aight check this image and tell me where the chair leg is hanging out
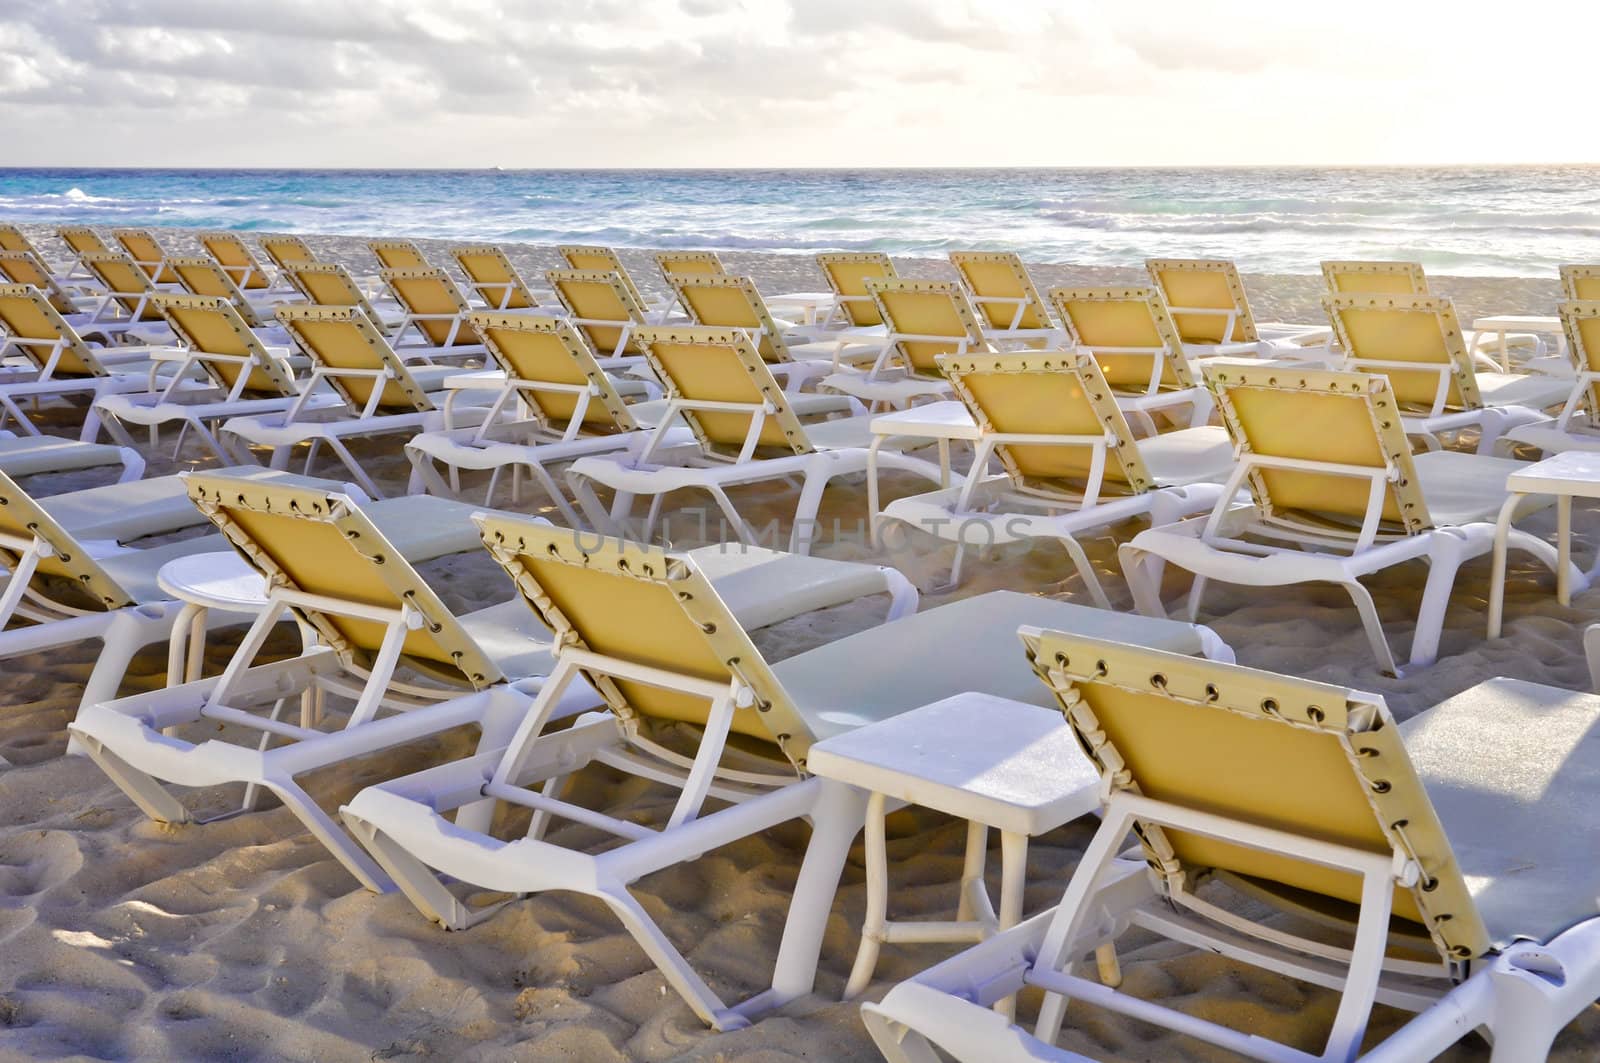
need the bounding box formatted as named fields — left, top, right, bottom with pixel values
left=1117, top=543, right=1170, bottom=618
left=1057, top=534, right=1112, bottom=610
left=599, top=883, right=749, bottom=1031
left=1343, top=579, right=1401, bottom=676
left=263, top=777, right=391, bottom=893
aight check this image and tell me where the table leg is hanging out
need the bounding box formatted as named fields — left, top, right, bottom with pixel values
left=937, top=439, right=952, bottom=488
left=844, top=790, right=889, bottom=999
left=1487, top=493, right=1523, bottom=639
left=184, top=605, right=207, bottom=682
left=866, top=435, right=884, bottom=548
left=1558, top=494, right=1573, bottom=606
left=994, top=830, right=1029, bottom=1020
left=165, top=603, right=198, bottom=691
left=956, top=820, right=993, bottom=925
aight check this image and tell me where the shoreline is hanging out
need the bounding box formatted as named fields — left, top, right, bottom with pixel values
left=15, top=223, right=1568, bottom=326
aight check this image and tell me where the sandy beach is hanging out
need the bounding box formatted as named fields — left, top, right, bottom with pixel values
left=1, top=226, right=1596, bottom=1061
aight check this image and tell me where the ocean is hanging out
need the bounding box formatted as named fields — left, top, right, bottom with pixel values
left=2, top=166, right=1597, bottom=278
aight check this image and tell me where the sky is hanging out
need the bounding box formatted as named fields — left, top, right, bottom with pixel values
left=3, top=0, right=1598, bottom=169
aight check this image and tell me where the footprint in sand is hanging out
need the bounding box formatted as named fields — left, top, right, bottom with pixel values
left=0, top=831, right=84, bottom=902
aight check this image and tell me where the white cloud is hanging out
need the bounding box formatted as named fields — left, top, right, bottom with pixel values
left=0, top=0, right=1595, bottom=166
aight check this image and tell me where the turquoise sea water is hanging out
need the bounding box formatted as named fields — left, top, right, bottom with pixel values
left=2, top=167, right=1597, bottom=277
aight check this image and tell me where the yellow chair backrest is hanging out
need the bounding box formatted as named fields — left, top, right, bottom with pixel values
left=558, top=245, right=651, bottom=311
left=670, top=274, right=792, bottom=363
left=111, top=228, right=177, bottom=284
left=283, top=263, right=383, bottom=325
left=0, top=466, right=133, bottom=610
left=1559, top=265, right=1600, bottom=302
left=468, top=312, right=637, bottom=434
left=866, top=278, right=987, bottom=376
left=0, top=225, right=35, bottom=255
left=80, top=251, right=165, bottom=322
left=168, top=256, right=266, bottom=327
left=259, top=235, right=319, bottom=271
left=0, top=284, right=107, bottom=378
left=198, top=232, right=272, bottom=290
left=941, top=350, right=1152, bottom=498
left=546, top=268, right=648, bottom=356
left=1204, top=363, right=1432, bottom=534
left=474, top=517, right=814, bottom=762
left=0, top=251, right=76, bottom=315
left=1025, top=628, right=1490, bottom=961
left=1324, top=292, right=1482, bottom=412
left=634, top=324, right=812, bottom=458
left=1049, top=286, right=1194, bottom=393
left=817, top=252, right=896, bottom=326
left=1321, top=260, right=1429, bottom=295
left=1145, top=258, right=1260, bottom=344
left=655, top=250, right=725, bottom=282
left=274, top=303, right=434, bottom=414
left=58, top=226, right=112, bottom=259
left=186, top=470, right=499, bottom=688
left=368, top=239, right=430, bottom=270
left=153, top=293, right=297, bottom=397
left=379, top=267, right=473, bottom=347
left=1559, top=300, right=1600, bottom=417
left=452, top=246, right=537, bottom=310
left=949, top=251, right=1052, bottom=331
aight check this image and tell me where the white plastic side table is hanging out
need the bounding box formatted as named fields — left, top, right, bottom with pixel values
left=156, top=551, right=271, bottom=685
left=866, top=400, right=981, bottom=544
left=1487, top=451, right=1600, bottom=638
left=805, top=691, right=1107, bottom=1017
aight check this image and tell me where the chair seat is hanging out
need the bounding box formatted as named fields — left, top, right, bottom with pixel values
left=94, top=535, right=231, bottom=603
left=0, top=434, right=129, bottom=477
left=1475, top=371, right=1571, bottom=411
left=39, top=476, right=209, bottom=542
left=1402, top=677, right=1600, bottom=949
left=1138, top=426, right=1235, bottom=485
left=682, top=544, right=895, bottom=630
left=772, top=590, right=1221, bottom=740
left=1414, top=451, right=1554, bottom=526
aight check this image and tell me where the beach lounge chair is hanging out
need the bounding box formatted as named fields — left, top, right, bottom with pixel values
left=567, top=324, right=945, bottom=551
left=1048, top=286, right=1214, bottom=430
left=820, top=279, right=991, bottom=408
left=452, top=245, right=541, bottom=311
left=880, top=351, right=1233, bottom=601
left=949, top=251, right=1061, bottom=346
left=1321, top=259, right=1429, bottom=294
left=1326, top=292, right=1568, bottom=453
left=71, top=470, right=925, bottom=893
left=1499, top=299, right=1600, bottom=456
left=0, top=284, right=177, bottom=438
left=557, top=245, right=664, bottom=318
left=219, top=303, right=483, bottom=496
left=111, top=228, right=180, bottom=285
left=0, top=225, right=72, bottom=279
left=1146, top=257, right=1329, bottom=355
left=0, top=430, right=146, bottom=484
left=668, top=273, right=851, bottom=392
left=339, top=518, right=1232, bottom=1029
left=92, top=294, right=311, bottom=461
left=56, top=226, right=116, bottom=279
left=76, top=250, right=174, bottom=333
left=167, top=255, right=294, bottom=330
left=259, top=234, right=321, bottom=273
left=197, top=231, right=281, bottom=292
left=1119, top=364, right=1565, bottom=673
left=0, top=464, right=294, bottom=714
left=655, top=249, right=725, bottom=283
left=379, top=266, right=490, bottom=355
left=863, top=633, right=1600, bottom=1063
left=0, top=250, right=88, bottom=316
left=368, top=238, right=431, bottom=270
left=280, top=263, right=404, bottom=334
left=545, top=268, right=652, bottom=359
left=404, top=312, right=672, bottom=520
left=1560, top=265, right=1600, bottom=300
left=814, top=251, right=896, bottom=330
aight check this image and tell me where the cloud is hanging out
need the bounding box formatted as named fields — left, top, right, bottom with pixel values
left=0, top=0, right=1594, bottom=167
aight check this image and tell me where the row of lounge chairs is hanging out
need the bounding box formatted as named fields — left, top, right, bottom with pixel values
left=1, top=223, right=1598, bottom=1059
